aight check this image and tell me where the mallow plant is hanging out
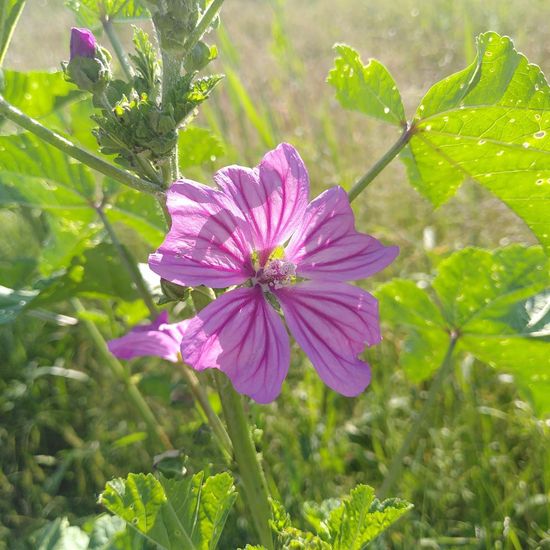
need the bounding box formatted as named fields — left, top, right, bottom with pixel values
left=0, top=0, right=548, bottom=547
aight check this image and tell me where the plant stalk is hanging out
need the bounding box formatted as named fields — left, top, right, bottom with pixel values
left=379, top=334, right=458, bottom=498
left=348, top=124, right=414, bottom=203
left=0, top=96, right=161, bottom=196
left=96, top=206, right=158, bottom=317
left=70, top=298, right=172, bottom=450
left=181, top=0, right=225, bottom=61
left=177, top=364, right=233, bottom=459
left=214, top=371, right=273, bottom=549
left=0, top=0, right=26, bottom=66
left=101, top=16, right=133, bottom=80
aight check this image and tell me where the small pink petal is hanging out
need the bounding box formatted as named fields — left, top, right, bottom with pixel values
left=149, top=179, right=254, bottom=288
left=215, top=143, right=309, bottom=262
left=181, top=287, right=290, bottom=404
left=285, top=187, right=398, bottom=281
left=108, top=312, right=189, bottom=363
left=275, top=281, right=379, bottom=396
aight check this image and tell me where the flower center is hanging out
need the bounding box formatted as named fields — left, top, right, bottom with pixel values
left=253, top=258, right=296, bottom=291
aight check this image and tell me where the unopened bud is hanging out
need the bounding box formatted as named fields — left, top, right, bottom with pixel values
left=64, top=28, right=112, bottom=94
left=70, top=27, right=96, bottom=60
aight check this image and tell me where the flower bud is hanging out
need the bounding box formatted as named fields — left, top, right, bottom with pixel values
left=70, top=27, right=96, bottom=60
left=63, top=28, right=112, bottom=95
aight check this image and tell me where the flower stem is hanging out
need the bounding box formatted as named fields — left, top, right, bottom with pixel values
left=0, top=96, right=162, bottom=196
left=181, top=0, right=225, bottom=61
left=214, top=371, right=273, bottom=549
left=96, top=206, right=158, bottom=317
left=101, top=16, right=133, bottom=81
left=348, top=124, right=414, bottom=203
left=378, top=334, right=458, bottom=498
left=177, top=364, right=233, bottom=460
left=70, top=298, right=172, bottom=450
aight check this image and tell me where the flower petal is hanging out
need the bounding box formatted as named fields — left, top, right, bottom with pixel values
left=215, top=143, right=309, bottom=261
left=285, top=187, right=399, bottom=281
left=108, top=312, right=189, bottom=363
left=149, top=179, right=254, bottom=288
left=181, top=287, right=290, bottom=404
left=275, top=281, right=379, bottom=396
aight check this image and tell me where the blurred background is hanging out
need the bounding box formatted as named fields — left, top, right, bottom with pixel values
left=2, top=0, right=549, bottom=548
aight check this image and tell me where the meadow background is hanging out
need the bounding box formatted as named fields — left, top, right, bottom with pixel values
left=1, top=0, right=550, bottom=547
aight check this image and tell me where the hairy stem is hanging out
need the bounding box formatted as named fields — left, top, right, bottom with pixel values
left=70, top=298, right=172, bottom=450
left=181, top=0, right=225, bottom=61
left=348, top=124, right=414, bottom=203
left=0, top=96, right=161, bottom=196
left=101, top=17, right=133, bottom=80
left=0, top=0, right=26, bottom=66
left=214, top=371, right=274, bottom=549
left=379, top=334, right=458, bottom=498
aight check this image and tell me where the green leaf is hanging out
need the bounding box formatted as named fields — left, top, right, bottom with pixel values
left=433, top=246, right=549, bottom=329
left=328, top=44, right=405, bottom=126
left=100, top=472, right=237, bottom=550
left=0, top=133, right=101, bottom=274
left=106, top=187, right=166, bottom=248
left=101, top=473, right=167, bottom=534
left=178, top=126, right=225, bottom=169
left=33, top=242, right=140, bottom=307
left=377, top=246, right=550, bottom=414
left=0, top=285, right=37, bottom=324
left=66, top=0, right=148, bottom=28
left=327, top=485, right=412, bottom=549
left=404, top=32, right=550, bottom=251
left=0, top=132, right=96, bottom=198
left=31, top=517, right=90, bottom=550
left=1, top=70, right=77, bottom=119
left=377, top=279, right=449, bottom=382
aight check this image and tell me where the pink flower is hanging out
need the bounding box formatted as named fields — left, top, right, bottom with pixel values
left=70, top=27, right=96, bottom=60
left=149, top=143, right=398, bottom=403
left=108, top=311, right=189, bottom=363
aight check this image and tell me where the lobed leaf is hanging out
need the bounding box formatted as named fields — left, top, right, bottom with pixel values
left=66, top=0, right=148, bottom=28
left=377, top=246, right=550, bottom=414
left=329, top=32, right=550, bottom=251
left=327, top=44, right=405, bottom=126
left=100, top=472, right=237, bottom=550
left=327, top=485, right=412, bottom=549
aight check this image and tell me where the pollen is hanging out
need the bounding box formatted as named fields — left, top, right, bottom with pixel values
left=253, top=259, right=296, bottom=291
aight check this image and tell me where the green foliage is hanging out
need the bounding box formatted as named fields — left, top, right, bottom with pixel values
left=327, top=44, right=405, bottom=126
left=31, top=517, right=90, bottom=550
left=178, top=125, right=225, bottom=169
left=270, top=486, right=412, bottom=549
left=100, top=472, right=237, bottom=550
left=330, top=32, right=550, bottom=252
left=377, top=246, right=550, bottom=414
left=66, top=0, right=148, bottom=28
left=1, top=70, right=78, bottom=119
left=0, top=285, right=37, bottom=324
left=129, top=28, right=161, bottom=99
